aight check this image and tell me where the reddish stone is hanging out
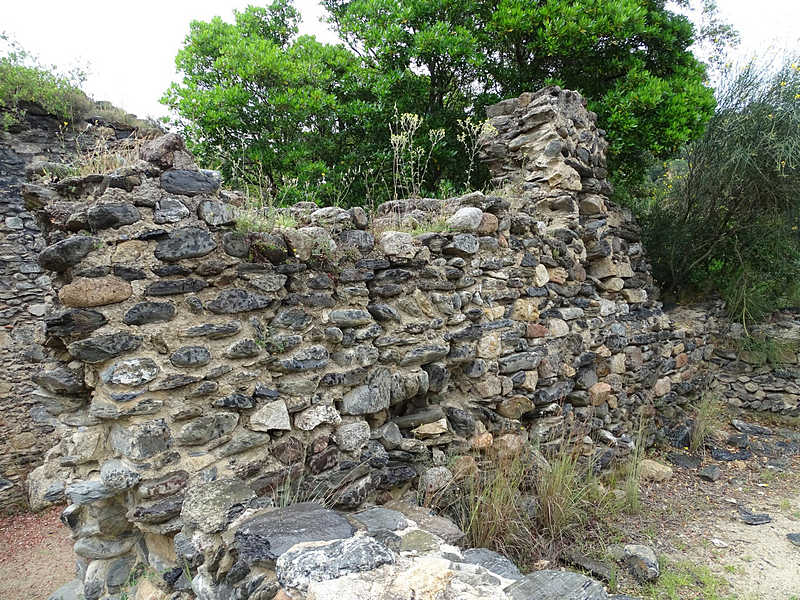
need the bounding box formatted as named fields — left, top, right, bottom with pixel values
left=526, top=323, right=550, bottom=338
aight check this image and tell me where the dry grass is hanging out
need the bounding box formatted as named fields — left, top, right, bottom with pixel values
left=442, top=441, right=609, bottom=570
left=72, top=135, right=144, bottom=176
left=690, top=393, right=721, bottom=454
left=449, top=453, right=540, bottom=565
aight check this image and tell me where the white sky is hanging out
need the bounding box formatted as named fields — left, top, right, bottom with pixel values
left=2, top=0, right=798, bottom=120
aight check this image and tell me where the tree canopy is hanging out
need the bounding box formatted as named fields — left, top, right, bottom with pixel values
left=164, top=0, right=724, bottom=205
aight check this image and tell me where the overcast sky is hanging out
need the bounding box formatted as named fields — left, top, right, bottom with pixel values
left=2, top=0, right=798, bottom=120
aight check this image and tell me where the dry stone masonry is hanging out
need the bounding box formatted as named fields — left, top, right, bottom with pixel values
left=0, top=87, right=789, bottom=599
left=0, top=107, right=134, bottom=512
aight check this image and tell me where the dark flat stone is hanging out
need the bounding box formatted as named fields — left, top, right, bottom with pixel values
left=666, top=452, right=701, bottom=469
left=46, top=309, right=108, bottom=337
left=161, top=169, right=220, bottom=196
left=233, top=502, right=355, bottom=562
left=739, top=507, right=772, bottom=525
left=504, top=570, right=607, bottom=600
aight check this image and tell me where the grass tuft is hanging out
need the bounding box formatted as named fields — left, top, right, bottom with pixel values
left=690, top=393, right=721, bottom=454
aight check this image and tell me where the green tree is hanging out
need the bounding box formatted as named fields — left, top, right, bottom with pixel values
left=163, top=2, right=384, bottom=205
left=325, top=0, right=727, bottom=195
left=166, top=0, right=732, bottom=204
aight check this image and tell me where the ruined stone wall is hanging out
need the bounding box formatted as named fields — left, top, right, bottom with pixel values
left=21, top=87, right=718, bottom=599
left=0, top=113, right=79, bottom=513
left=670, top=303, right=800, bottom=418
left=0, top=109, right=148, bottom=514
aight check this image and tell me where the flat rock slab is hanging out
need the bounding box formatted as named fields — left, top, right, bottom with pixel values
left=459, top=548, right=523, bottom=581
left=383, top=500, right=465, bottom=544
left=277, top=536, right=395, bottom=591
left=710, top=447, right=752, bottom=462
left=181, top=478, right=256, bottom=533
left=787, top=533, right=800, bottom=547
left=504, top=570, right=607, bottom=600
left=666, top=452, right=701, bottom=470
left=351, top=507, right=409, bottom=533
left=731, top=419, right=772, bottom=436
left=234, top=502, right=355, bottom=562
left=739, top=507, right=772, bottom=526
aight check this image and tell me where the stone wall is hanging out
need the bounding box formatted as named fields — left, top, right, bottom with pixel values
left=0, top=108, right=150, bottom=514
left=670, top=303, right=800, bottom=418
left=0, top=111, right=86, bottom=513
left=22, top=87, right=719, bottom=599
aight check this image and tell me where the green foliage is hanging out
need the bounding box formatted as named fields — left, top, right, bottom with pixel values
left=163, top=2, right=387, bottom=207
left=638, top=56, right=800, bottom=325
left=0, top=33, right=92, bottom=128
left=166, top=0, right=726, bottom=205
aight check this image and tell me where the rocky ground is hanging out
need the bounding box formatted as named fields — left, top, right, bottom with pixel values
left=582, top=411, right=800, bottom=600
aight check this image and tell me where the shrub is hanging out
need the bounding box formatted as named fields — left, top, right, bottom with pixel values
left=0, top=33, right=92, bottom=128
left=638, top=55, right=800, bottom=325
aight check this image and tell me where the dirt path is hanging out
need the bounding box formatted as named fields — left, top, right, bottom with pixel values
left=594, top=413, right=800, bottom=600
left=0, top=505, right=75, bottom=600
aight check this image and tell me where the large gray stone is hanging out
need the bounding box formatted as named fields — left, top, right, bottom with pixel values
left=32, top=368, right=85, bottom=395
left=170, top=346, right=212, bottom=368
left=65, top=480, right=115, bottom=505
left=123, top=301, right=176, bottom=325
left=498, top=351, right=544, bottom=374
left=109, top=419, right=172, bottom=460
left=100, top=459, right=141, bottom=490
left=198, top=199, right=236, bottom=226
left=175, top=413, right=239, bottom=446
left=274, top=345, right=330, bottom=372
left=207, top=289, right=272, bottom=314
left=218, top=430, right=271, bottom=457
left=443, top=233, right=479, bottom=257
left=383, top=501, right=464, bottom=544
left=277, top=536, right=395, bottom=591
left=460, top=548, right=523, bottom=581
left=39, top=236, right=96, bottom=272
left=181, top=478, right=256, bottom=533
left=351, top=507, right=408, bottom=533
left=145, top=278, right=208, bottom=296
left=446, top=207, right=483, bottom=232
left=250, top=399, right=292, bottom=432
left=154, top=197, right=191, bottom=224
left=47, top=579, right=83, bottom=600
left=504, top=570, right=607, bottom=600
left=234, top=502, right=355, bottom=562
left=329, top=309, right=373, bottom=328
left=340, top=368, right=391, bottom=415
left=67, top=332, right=142, bottom=363
left=155, top=227, right=217, bottom=261
left=334, top=421, right=371, bottom=452
left=45, top=309, right=108, bottom=337
left=161, top=169, right=220, bottom=196
left=87, top=202, right=140, bottom=230
left=623, top=544, right=659, bottom=582
left=73, top=535, right=138, bottom=560
left=100, top=358, right=159, bottom=385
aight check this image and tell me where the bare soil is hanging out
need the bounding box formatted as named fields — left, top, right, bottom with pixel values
left=588, top=413, right=800, bottom=600
left=0, top=505, right=75, bottom=600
